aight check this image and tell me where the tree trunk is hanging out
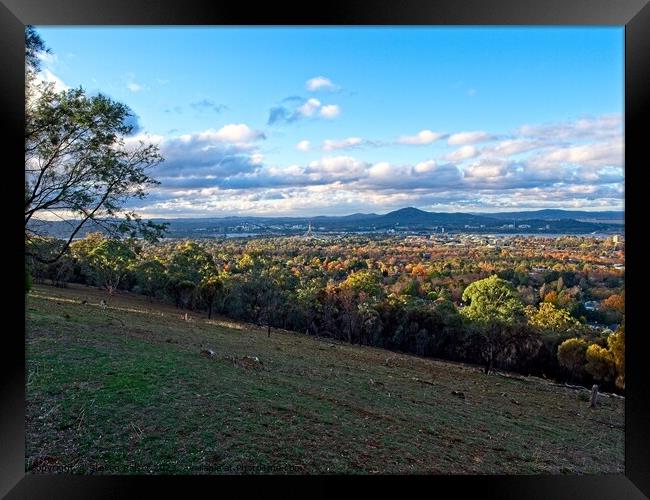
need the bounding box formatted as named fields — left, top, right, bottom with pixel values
left=267, top=324, right=271, bottom=338
left=208, top=302, right=212, bottom=320
left=484, top=357, right=493, bottom=375
left=589, top=384, right=599, bottom=408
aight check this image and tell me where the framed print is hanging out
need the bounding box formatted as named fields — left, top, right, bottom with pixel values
left=2, top=0, right=649, bottom=498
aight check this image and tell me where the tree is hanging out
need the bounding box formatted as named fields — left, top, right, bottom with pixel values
left=462, top=275, right=525, bottom=324
left=166, top=241, right=217, bottom=309
left=295, top=278, right=324, bottom=335
left=199, top=273, right=224, bottom=320
left=525, top=302, right=582, bottom=336
left=461, top=275, right=526, bottom=374
left=557, top=337, right=588, bottom=380
left=585, top=343, right=616, bottom=383
left=601, top=293, right=625, bottom=325
left=25, top=26, right=49, bottom=74
left=338, top=270, right=383, bottom=344
left=607, top=324, right=625, bottom=389
left=84, top=238, right=136, bottom=295
left=602, top=294, right=624, bottom=314
left=133, top=257, right=167, bottom=301
left=24, top=27, right=166, bottom=264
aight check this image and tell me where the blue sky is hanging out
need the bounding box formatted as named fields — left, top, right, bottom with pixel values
left=35, top=27, right=624, bottom=217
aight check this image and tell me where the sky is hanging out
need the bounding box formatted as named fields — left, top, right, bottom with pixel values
left=34, top=27, right=624, bottom=217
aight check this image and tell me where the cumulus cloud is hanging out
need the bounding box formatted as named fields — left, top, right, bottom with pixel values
left=483, top=139, right=544, bottom=157
left=447, top=131, right=495, bottom=146
left=397, top=130, right=445, bottom=145
left=414, top=160, right=438, bottom=174
left=204, top=124, right=265, bottom=144
left=129, top=113, right=624, bottom=216
left=517, top=114, right=622, bottom=142
left=123, top=124, right=266, bottom=190
left=463, top=160, right=513, bottom=181
left=323, top=137, right=363, bottom=151
left=320, top=104, right=341, bottom=119
left=530, top=140, right=623, bottom=168
left=297, top=98, right=322, bottom=117
left=306, top=76, right=338, bottom=92
left=296, top=140, right=311, bottom=152
left=305, top=156, right=368, bottom=181
left=446, top=145, right=479, bottom=161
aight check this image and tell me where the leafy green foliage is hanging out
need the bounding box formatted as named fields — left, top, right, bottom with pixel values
left=461, top=275, right=525, bottom=326
left=29, top=232, right=624, bottom=391
left=557, top=338, right=588, bottom=378
left=25, top=28, right=165, bottom=264
left=585, top=344, right=616, bottom=383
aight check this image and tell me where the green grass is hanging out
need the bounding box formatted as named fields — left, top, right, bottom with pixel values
left=26, top=283, right=624, bottom=474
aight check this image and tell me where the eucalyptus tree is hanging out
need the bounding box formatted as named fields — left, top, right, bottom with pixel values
left=24, top=27, right=166, bottom=265
left=461, top=275, right=526, bottom=374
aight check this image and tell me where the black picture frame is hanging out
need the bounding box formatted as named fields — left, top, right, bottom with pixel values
left=2, top=0, right=648, bottom=498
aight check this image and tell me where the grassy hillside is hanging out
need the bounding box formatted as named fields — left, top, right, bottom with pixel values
left=25, top=284, right=624, bottom=474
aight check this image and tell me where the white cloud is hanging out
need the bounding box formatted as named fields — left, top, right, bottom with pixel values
left=517, top=114, right=622, bottom=142
left=296, top=140, right=311, bottom=152
left=125, top=73, right=147, bottom=93
left=306, top=76, right=337, bottom=91
left=446, top=145, right=479, bottom=161
left=297, top=98, right=321, bottom=117
left=127, top=113, right=624, bottom=216
left=368, top=162, right=393, bottom=178
left=320, top=104, right=341, bottom=119
left=448, top=131, right=494, bottom=146
left=530, top=140, right=623, bottom=169
left=414, top=160, right=438, bottom=173
left=306, top=156, right=367, bottom=180
left=323, top=137, right=362, bottom=151
left=127, top=82, right=144, bottom=92
left=486, top=139, right=543, bottom=157
left=463, top=161, right=511, bottom=180
left=36, top=52, right=59, bottom=65
left=397, top=130, right=444, bottom=145
left=39, top=68, right=69, bottom=92
left=207, top=124, right=265, bottom=144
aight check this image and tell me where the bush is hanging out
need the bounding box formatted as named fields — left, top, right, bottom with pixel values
left=557, top=337, right=588, bottom=380
left=585, top=343, right=615, bottom=383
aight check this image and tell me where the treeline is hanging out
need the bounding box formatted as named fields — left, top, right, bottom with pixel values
left=26, top=233, right=625, bottom=393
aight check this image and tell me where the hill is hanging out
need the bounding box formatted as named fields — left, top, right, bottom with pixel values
left=28, top=206, right=623, bottom=240
left=25, top=284, right=624, bottom=474
left=481, top=209, right=624, bottom=223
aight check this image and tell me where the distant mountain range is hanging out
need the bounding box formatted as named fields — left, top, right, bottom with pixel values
left=472, top=209, right=624, bottom=223
left=29, top=207, right=625, bottom=240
